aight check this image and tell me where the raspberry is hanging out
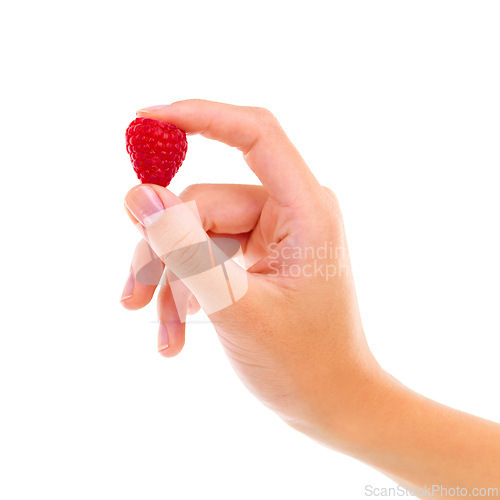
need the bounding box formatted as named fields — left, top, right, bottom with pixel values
left=125, top=117, right=188, bottom=187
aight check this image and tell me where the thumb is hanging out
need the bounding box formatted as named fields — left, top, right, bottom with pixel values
left=125, top=184, right=249, bottom=316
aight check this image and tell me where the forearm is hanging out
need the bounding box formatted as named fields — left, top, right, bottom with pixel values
left=339, top=372, right=500, bottom=495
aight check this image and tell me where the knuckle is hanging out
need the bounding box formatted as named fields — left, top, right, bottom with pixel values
left=322, top=186, right=338, bottom=203
left=167, top=238, right=209, bottom=278
left=179, top=184, right=205, bottom=201
left=175, top=242, right=201, bottom=268
left=322, top=187, right=343, bottom=222
left=251, top=107, right=279, bottom=127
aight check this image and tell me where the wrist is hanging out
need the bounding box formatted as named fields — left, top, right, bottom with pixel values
left=323, top=364, right=402, bottom=454
left=284, top=355, right=400, bottom=454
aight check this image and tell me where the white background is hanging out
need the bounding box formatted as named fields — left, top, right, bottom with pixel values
left=1, top=1, right=499, bottom=498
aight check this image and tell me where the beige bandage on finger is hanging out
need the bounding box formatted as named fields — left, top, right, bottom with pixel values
left=143, top=201, right=248, bottom=316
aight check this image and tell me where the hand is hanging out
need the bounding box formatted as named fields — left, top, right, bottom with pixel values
left=121, top=100, right=500, bottom=494
left=120, top=99, right=383, bottom=447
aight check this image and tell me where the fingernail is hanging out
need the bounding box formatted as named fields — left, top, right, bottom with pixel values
left=125, top=186, right=165, bottom=227
left=120, top=271, right=134, bottom=301
left=158, top=323, right=170, bottom=351
left=137, top=104, right=170, bottom=114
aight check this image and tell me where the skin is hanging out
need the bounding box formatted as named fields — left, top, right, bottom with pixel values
left=121, top=99, right=500, bottom=496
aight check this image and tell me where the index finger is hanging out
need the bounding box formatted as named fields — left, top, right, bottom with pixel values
left=136, top=99, right=321, bottom=207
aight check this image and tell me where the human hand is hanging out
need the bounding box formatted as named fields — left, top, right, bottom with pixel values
left=121, top=100, right=500, bottom=495
left=120, top=99, right=384, bottom=447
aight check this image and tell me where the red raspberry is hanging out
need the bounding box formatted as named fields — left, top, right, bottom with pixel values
left=125, top=117, right=188, bottom=187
